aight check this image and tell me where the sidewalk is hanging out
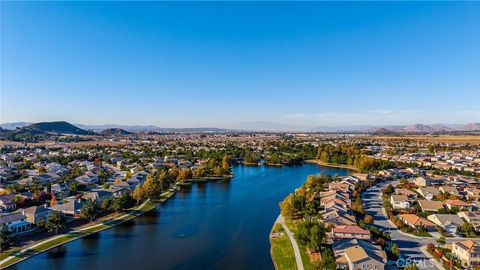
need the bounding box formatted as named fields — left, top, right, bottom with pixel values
left=276, top=215, right=304, bottom=270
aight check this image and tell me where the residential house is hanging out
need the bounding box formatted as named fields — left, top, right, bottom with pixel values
left=398, top=214, right=437, bottom=231
left=445, top=200, right=472, bottom=211
left=396, top=189, right=418, bottom=200
left=0, top=194, right=16, bottom=211
left=428, top=214, right=465, bottom=234
left=0, top=212, right=33, bottom=235
left=439, top=186, right=459, bottom=196
left=21, top=206, right=51, bottom=225
left=51, top=183, right=69, bottom=197
left=331, top=225, right=371, bottom=241
left=452, top=240, right=480, bottom=268
left=50, top=198, right=83, bottom=216
left=458, top=212, right=480, bottom=232
left=390, top=195, right=411, bottom=209
left=414, top=176, right=432, bottom=187
left=417, top=187, right=440, bottom=200
left=322, top=209, right=357, bottom=227
left=83, top=190, right=114, bottom=203
left=343, top=241, right=387, bottom=270
left=417, top=200, right=445, bottom=213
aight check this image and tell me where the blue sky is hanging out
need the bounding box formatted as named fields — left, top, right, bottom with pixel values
left=1, top=1, right=479, bottom=127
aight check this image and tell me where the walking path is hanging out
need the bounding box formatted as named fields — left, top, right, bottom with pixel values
left=276, top=215, right=304, bottom=270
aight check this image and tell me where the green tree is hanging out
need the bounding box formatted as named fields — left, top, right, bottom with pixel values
left=45, top=211, right=66, bottom=234
left=80, top=200, right=101, bottom=221
left=0, top=225, right=13, bottom=250
left=391, top=243, right=400, bottom=256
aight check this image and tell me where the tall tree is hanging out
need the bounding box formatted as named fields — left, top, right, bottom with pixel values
left=46, top=211, right=66, bottom=234
left=80, top=200, right=101, bottom=221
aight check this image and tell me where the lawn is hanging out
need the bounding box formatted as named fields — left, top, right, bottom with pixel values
left=285, top=220, right=317, bottom=270
left=270, top=225, right=297, bottom=270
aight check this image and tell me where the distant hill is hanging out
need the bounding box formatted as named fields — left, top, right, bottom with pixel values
left=99, top=128, right=133, bottom=135
left=0, top=122, right=32, bottom=130
left=23, top=121, right=90, bottom=135
left=459, top=123, right=480, bottom=131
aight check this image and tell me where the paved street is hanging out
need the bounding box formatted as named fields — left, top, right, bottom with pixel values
left=362, top=180, right=442, bottom=270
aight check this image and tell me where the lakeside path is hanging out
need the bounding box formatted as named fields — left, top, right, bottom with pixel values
left=0, top=190, right=175, bottom=269
left=275, top=215, right=304, bottom=270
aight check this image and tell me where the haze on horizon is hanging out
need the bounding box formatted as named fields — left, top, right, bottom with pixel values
left=1, top=1, right=479, bottom=128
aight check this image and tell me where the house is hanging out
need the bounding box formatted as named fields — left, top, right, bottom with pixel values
left=50, top=198, right=83, bottom=216
left=390, top=195, right=411, bottom=209
left=417, top=187, right=440, bottom=200
left=342, top=241, right=387, bottom=270
left=0, top=212, right=33, bottom=235
left=83, top=190, right=113, bottom=203
left=0, top=194, right=16, bottom=211
left=427, top=214, right=465, bottom=234
left=322, top=209, right=357, bottom=227
left=396, top=189, right=418, bottom=200
left=417, top=200, right=445, bottom=212
left=439, top=186, right=459, bottom=196
left=398, top=214, right=437, bottom=231
left=51, top=183, right=69, bottom=197
left=414, top=176, right=432, bottom=187
left=445, top=200, right=472, bottom=211
left=452, top=240, right=480, bottom=268
left=458, top=212, right=480, bottom=232
left=331, top=225, right=371, bottom=241
left=21, top=205, right=52, bottom=225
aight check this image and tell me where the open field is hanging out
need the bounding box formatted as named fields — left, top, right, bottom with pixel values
left=373, top=135, right=480, bottom=145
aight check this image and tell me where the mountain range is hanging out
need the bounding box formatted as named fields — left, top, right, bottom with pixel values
left=1, top=121, right=479, bottom=133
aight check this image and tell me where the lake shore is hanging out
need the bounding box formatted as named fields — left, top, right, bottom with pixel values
left=0, top=190, right=176, bottom=269
left=305, top=159, right=357, bottom=171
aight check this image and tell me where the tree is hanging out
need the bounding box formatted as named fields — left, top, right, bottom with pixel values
left=364, top=215, right=373, bottom=224
left=437, top=236, right=446, bottom=247
left=50, top=195, right=57, bottom=206
left=177, top=168, right=192, bottom=182
left=80, top=200, right=101, bottom=221
left=143, top=174, right=162, bottom=200
left=0, top=225, right=12, bottom=250
left=279, top=195, right=294, bottom=219
left=221, top=155, right=230, bottom=174
left=391, top=243, right=400, bottom=256
left=132, top=184, right=146, bottom=203
left=45, top=211, right=66, bottom=234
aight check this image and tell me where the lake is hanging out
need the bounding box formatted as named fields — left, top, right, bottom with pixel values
left=8, top=164, right=349, bottom=270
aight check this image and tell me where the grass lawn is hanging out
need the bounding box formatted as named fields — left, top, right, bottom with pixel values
left=285, top=220, right=316, bottom=270
left=270, top=225, right=297, bottom=270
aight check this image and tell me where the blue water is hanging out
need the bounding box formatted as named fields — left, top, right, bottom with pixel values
left=9, top=164, right=349, bottom=270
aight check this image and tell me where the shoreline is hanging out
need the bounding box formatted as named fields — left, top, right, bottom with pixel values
left=305, top=159, right=357, bottom=171
left=0, top=190, right=176, bottom=269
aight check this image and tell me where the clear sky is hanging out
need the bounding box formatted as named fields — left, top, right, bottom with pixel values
left=1, top=1, right=479, bottom=128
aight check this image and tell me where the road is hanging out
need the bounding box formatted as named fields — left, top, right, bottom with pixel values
left=276, top=215, right=304, bottom=270
left=362, top=180, right=443, bottom=270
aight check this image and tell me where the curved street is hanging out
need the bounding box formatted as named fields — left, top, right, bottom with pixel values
left=362, top=180, right=442, bottom=270
left=276, top=215, right=305, bottom=270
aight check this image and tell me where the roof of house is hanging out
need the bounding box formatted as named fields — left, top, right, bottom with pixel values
left=332, top=225, right=371, bottom=235
left=429, top=214, right=465, bottom=227
left=440, top=186, right=458, bottom=193
left=399, top=214, right=436, bottom=226
left=418, top=200, right=445, bottom=210
left=0, top=212, right=26, bottom=225
left=417, top=187, right=440, bottom=196
left=391, top=195, right=409, bottom=202
left=0, top=194, right=15, bottom=204
left=396, top=189, right=418, bottom=196
left=454, top=240, right=480, bottom=254
left=445, top=200, right=471, bottom=207
left=344, top=241, right=386, bottom=264
left=22, top=206, right=50, bottom=215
